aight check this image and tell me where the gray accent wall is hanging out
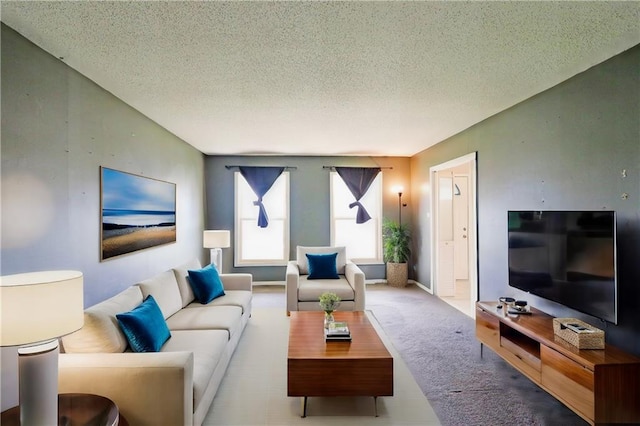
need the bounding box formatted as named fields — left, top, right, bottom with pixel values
left=205, top=156, right=412, bottom=281
left=411, top=44, right=640, bottom=356
left=1, top=25, right=205, bottom=409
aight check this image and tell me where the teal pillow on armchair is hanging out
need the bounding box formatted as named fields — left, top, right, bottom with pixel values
left=306, top=252, right=339, bottom=279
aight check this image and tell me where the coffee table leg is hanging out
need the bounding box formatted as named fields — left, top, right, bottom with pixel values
left=373, top=396, right=378, bottom=417
left=301, top=396, right=308, bottom=418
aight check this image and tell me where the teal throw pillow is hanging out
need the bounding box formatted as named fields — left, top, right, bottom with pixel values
left=306, top=253, right=339, bottom=279
left=187, top=264, right=225, bottom=304
left=116, top=295, right=171, bottom=352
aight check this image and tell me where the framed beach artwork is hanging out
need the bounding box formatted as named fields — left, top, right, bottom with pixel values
left=100, top=167, right=176, bottom=261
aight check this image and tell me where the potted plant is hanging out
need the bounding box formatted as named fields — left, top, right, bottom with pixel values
left=383, top=218, right=411, bottom=287
left=319, top=292, right=341, bottom=327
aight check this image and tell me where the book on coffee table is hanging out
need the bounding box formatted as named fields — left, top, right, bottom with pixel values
left=325, top=335, right=352, bottom=342
left=327, top=321, right=350, bottom=336
left=325, top=321, right=351, bottom=341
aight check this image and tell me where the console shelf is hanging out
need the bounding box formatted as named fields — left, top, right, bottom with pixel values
left=476, top=301, right=640, bottom=425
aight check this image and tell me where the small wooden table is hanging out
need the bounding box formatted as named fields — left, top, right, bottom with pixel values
left=1, top=393, right=126, bottom=426
left=287, top=311, right=393, bottom=417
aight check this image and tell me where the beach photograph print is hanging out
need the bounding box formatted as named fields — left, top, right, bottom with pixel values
left=101, top=167, right=176, bottom=260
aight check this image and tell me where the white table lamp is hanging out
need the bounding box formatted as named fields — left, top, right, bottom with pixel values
left=203, top=230, right=230, bottom=272
left=0, top=270, right=84, bottom=425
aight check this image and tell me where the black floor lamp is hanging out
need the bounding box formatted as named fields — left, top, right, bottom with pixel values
left=394, top=186, right=407, bottom=226
left=398, top=189, right=403, bottom=226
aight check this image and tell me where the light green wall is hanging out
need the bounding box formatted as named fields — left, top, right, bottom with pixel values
left=411, top=44, right=640, bottom=356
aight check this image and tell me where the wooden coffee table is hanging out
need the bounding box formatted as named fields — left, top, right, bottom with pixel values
left=287, top=311, right=393, bottom=417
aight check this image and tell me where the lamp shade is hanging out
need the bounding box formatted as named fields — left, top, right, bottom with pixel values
left=203, top=230, right=230, bottom=249
left=392, top=185, right=404, bottom=195
left=0, top=270, right=84, bottom=347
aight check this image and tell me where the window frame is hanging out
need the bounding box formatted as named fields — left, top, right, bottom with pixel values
left=234, top=171, right=290, bottom=267
left=329, top=171, right=383, bottom=264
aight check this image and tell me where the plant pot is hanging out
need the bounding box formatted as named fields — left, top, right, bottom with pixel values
left=386, top=262, right=408, bottom=288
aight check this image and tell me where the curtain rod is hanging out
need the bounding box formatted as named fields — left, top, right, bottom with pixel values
left=322, top=166, right=392, bottom=170
left=225, top=165, right=297, bottom=170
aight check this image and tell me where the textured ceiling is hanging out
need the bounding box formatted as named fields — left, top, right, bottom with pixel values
left=2, top=1, right=639, bottom=156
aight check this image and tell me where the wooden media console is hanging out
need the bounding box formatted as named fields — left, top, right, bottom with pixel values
left=476, top=301, right=640, bottom=425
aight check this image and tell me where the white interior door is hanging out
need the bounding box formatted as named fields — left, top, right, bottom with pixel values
left=437, top=175, right=455, bottom=297
left=453, top=175, right=469, bottom=280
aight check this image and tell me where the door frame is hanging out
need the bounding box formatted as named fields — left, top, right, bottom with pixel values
left=429, top=152, right=478, bottom=317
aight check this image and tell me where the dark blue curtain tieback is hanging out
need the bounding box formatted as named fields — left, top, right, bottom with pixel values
left=336, top=167, right=380, bottom=224
left=239, top=166, right=284, bottom=228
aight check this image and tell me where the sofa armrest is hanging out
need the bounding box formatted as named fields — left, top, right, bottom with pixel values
left=345, top=262, right=366, bottom=311
left=285, top=261, right=300, bottom=314
left=219, top=273, right=252, bottom=291
left=59, top=352, right=194, bottom=426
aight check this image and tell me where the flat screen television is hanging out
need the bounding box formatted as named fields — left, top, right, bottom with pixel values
left=508, top=210, right=617, bottom=324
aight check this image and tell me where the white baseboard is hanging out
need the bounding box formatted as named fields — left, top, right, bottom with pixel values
left=412, top=280, right=432, bottom=294
left=254, top=279, right=391, bottom=286
left=252, top=279, right=432, bottom=295
left=253, top=281, right=285, bottom=286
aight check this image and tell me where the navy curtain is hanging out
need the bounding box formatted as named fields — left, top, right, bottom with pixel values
left=239, top=166, right=284, bottom=228
left=335, top=167, right=381, bottom=224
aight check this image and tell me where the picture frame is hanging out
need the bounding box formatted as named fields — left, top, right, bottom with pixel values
left=100, top=167, right=176, bottom=261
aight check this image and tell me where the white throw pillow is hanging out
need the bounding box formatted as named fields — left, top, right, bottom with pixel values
left=172, top=258, right=202, bottom=307
left=62, top=286, right=143, bottom=353
left=136, top=270, right=182, bottom=319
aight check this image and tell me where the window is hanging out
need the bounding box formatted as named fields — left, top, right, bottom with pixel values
left=234, top=171, right=289, bottom=266
left=330, top=171, right=382, bottom=264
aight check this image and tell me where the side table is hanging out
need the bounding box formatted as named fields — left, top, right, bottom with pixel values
left=1, top=393, right=127, bottom=426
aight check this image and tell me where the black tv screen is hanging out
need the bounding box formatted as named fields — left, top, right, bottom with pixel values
left=508, top=210, right=617, bottom=324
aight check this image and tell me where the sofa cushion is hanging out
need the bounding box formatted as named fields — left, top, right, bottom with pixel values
left=161, top=330, right=228, bottom=415
left=61, top=286, right=143, bottom=353
left=198, top=290, right=252, bottom=315
left=137, top=270, right=182, bottom=319
left=166, top=305, right=243, bottom=340
left=297, top=276, right=355, bottom=302
left=116, top=295, right=172, bottom=353
left=188, top=264, right=225, bottom=304
left=297, top=246, right=346, bottom=275
left=306, top=252, right=339, bottom=279
left=172, top=258, right=202, bottom=307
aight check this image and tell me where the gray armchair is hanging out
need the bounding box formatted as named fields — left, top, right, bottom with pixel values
left=286, top=246, right=365, bottom=315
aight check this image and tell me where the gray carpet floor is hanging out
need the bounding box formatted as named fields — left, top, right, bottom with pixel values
left=253, top=284, right=588, bottom=426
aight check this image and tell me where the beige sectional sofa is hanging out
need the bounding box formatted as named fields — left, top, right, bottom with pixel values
left=58, top=259, right=252, bottom=426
